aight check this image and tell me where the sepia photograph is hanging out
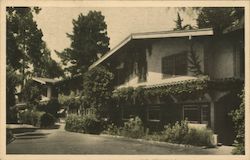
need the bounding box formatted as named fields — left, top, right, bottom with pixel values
left=1, top=1, right=249, bottom=159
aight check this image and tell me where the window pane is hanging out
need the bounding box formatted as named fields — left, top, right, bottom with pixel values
left=148, top=106, right=160, bottom=121
left=183, top=106, right=199, bottom=122
left=201, top=105, right=209, bottom=124
left=175, top=53, right=187, bottom=75
left=162, top=56, right=174, bottom=75
left=162, top=52, right=187, bottom=77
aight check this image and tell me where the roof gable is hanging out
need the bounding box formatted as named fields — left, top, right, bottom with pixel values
left=89, top=28, right=213, bottom=70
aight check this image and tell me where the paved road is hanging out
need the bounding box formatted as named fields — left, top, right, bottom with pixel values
left=6, top=123, right=233, bottom=154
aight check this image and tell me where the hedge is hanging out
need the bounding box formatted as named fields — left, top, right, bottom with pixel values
left=18, top=109, right=56, bottom=128
left=65, top=114, right=103, bottom=134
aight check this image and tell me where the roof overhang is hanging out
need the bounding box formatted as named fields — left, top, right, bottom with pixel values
left=32, top=77, right=60, bottom=85
left=89, top=28, right=213, bottom=70
left=116, top=76, right=208, bottom=90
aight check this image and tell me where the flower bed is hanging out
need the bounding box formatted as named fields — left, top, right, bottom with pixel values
left=104, top=118, right=215, bottom=147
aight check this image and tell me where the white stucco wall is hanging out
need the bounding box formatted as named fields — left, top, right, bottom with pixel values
left=118, top=37, right=205, bottom=88
left=146, top=38, right=204, bottom=83
left=211, top=40, right=234, bottom=79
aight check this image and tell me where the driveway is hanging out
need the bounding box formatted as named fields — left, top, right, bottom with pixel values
left=6, top=123, right=233, bottom=154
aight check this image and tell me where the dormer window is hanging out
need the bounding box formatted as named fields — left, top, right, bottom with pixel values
left=162, top=52, right=187, bottom=78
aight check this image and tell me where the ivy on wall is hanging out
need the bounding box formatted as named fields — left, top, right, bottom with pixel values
left=112, top=77, right=243, bottom=105
left=113, top=77, right=208, bottom=104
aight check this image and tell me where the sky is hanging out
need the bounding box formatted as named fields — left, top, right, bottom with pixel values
left=34, top=7, right=198, bottom=62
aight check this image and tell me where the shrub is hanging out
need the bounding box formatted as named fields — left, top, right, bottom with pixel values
left=162, top=120, right=188, bottom=143
left=161, top=120, right=214, bottom=146
left=6, top=66, right=20, bottom=124
left=120, top=116, right=145, bottom=139
left=40, top=113, right=56, bottom=128
left=230, top=90, right=245, bottom=154
left=105, top=123, right=122, bottom=135
left=83, top=114, right=103, bottom=134
left=184, top=128, right=214, bottom=146
left=38, top=99, right=60, bottom=118
left=82, top=66, right=114, bottom=117
left=65, top=114, right=103, bottom=134
left=65, top=114, right=84, bottom=132
left=58, top=91, right=82, bottom=114
left=18, top=109, right=45, bottom=127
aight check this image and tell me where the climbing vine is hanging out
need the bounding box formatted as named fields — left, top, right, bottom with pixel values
left=188, top=42, right=203, bottom=76
left=112, top=77, right=243, bottom=104
left=112, top=77, right=209, bottom=104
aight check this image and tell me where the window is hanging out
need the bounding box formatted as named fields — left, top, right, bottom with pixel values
left=162, top=52, right=187, bottom=77
left=183, top=105, right=199, bottom=123
left=147, top=106, right=160, bottom=122
left=201, top=105, right=209, bottom=124
left=183, top=104, right=210, bottom=124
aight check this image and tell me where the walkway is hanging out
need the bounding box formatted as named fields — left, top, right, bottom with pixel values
left=6, top=123, right=233, bottom=154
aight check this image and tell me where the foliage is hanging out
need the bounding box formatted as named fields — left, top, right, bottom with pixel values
left=120, top=116, right=145, bottom=139
left=230, top=90, right=245, bottom=154
left=104, top=123, right=122, bottom=135
left=38, top=98, right=60, bottom=117
left=65, top=114, right=103, bottom=134
left=18, top=109, right=45, bottom=127
left=82, top=66, right=114, bottom=117
left=184, top=128, right=214, bottom=146
left=113, top=78, right=208, bottom=104
left=6, top=7, right=63, bottom=106
left=104, top=118, right=214, bottom=147
left=162, top=120, right=189, bottom=143
left=173, top=12, right=193, bottom=30
left=197, top=7, right=244, bottom=34
left=21, top=79, right=42, bottom=105
left=40, top=113, right=56, bottom=128
left=56, top=11, right=110, bottom=76
left=188, top=42, right=203, bottom=76
left=65, top=114, right=84, bottom=132
left=6, top=65, right=20, bottom=123
left=161, top=121, right=214, bottom=146
left=58, top=91, right=82, bottom=111
left=104, top=117, right=145, bottom=138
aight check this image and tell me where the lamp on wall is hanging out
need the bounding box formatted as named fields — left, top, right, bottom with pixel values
left=188, top=35, right=192, bottom=40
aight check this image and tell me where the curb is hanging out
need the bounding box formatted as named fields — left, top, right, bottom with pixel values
left=100, top=134, right=208, bottom=149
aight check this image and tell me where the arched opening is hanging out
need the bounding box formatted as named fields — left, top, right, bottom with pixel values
left=214, top=92, right=241, bottom=145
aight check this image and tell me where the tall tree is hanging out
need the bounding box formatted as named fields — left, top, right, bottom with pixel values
left=174, top=12, right=183, bottom=30
left=173, top=12, right=193, bottom=30
left=56, top=11, right=110, bottom=76
left=197, top=7, right=244, bottom=34
left=7, top=7, right=43, bottom=87
left=6, top=7, right=63, bottom=111
left=6, top=7, right=63, bottom=81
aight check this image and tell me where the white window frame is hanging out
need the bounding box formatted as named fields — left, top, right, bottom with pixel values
left=183, top=105, right=199, bottom=123
left=147, top=106, right=161, bottom=122
left=182, top=104, right=209, bottom=124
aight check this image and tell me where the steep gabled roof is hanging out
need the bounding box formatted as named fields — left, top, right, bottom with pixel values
left=89, top=28, right=213, bottom=70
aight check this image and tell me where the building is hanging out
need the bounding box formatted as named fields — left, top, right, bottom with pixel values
left=32, top=77, right=60, bottom=101
left=89, top=26, right=244, bottom=145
